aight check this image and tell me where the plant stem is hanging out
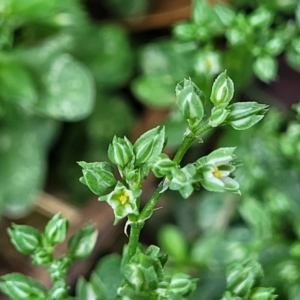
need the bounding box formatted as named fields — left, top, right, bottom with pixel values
left=124, top=122, right=211, bottom=263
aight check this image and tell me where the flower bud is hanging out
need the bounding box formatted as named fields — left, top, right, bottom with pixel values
left=167, top=273, right=197, bottom=297
left=48, top=281, right=69, bottom=299
left=78, top=161, right=117, bottom=195
left=44, top=213, right=68, bottom=245
left=249, top=7, right=274, bottom=28
left=31, top=248, right=53, bottom=265
left=133, top=126, right=165, bottom=166
left=210, top=71, right=234, bottom=106
left=8, top=224, right=41, bottom=255
left=253, top=55, right=277, bottom=83
left=0, top=274, right=47, bottom=300
left=108, top=136, right=134, bottom=168
left=248, top=287, right=277, bottom=300
left=226, top=261, right=264, bottom=298
left=175, top=78, right=205, bottom=121
left=227, top=102, right=268, bottom=130
left=149, top=153, right=176, bottom=178
left=209, top=105, right=229, bottom=127
left=68, top=223, right=98, bottom=259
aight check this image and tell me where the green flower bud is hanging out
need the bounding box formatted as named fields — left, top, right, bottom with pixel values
left=210, top=71, right=234, bottom=106
left=173, top=21, right=197, bottom=41
left=209, top=105, right=229, bottom=127
left=0, top=273, right=47, bottom=300
left=175, top=78, right=205, bottom=121
left=227, top=102, right=268, bottom=130
left=78, top=161, right=117, bottom=196
left=48, top=281, right=69, bottom=300
left=169, top=164, right=198, bottom=198
left=44, top=213, right=68, bottom=245
left=48, top=256, right=71, bottom=281
left=226, top=261, right=264, bottom=298
left=249, top=7, right=274, bottom=28
left=68, top=223, right=98, bottom=259
left=31, top=248, right=53, bottom=265
left=8, top=224, right=41, bottom=255
left=253, top=55, right=277, bottom=83
left=248, top=287, right=277, bottom=300
left=133, top=126, right=165, bottom=166
left=167, top=273, right=197, bottom=297
left=108, top=136, right=134, bottom=168
left=149, top=153, right=176, bottom=178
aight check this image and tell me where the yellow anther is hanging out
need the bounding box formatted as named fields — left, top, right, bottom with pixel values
left=119, top=191, right=129, bottom=205
left=206, top=58, right=213, bottom=68
left=213, top=167, right=223, bottom=178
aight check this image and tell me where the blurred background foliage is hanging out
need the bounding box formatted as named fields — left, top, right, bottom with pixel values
left=1, top=0, right=300, bottom=299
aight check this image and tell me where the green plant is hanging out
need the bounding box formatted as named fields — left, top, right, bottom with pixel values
left=0, top=71, right=275, bottom=299
left=132, top=0, right=300, bottom=109
left=0, top=0, right=136, bottom=215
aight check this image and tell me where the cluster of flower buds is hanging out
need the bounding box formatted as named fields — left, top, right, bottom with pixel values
left=222, top=260, right=277, bottom=300
left=1, top=214, right=98, bottom=300
left=79, top=126, right=166, bottom=224
left=117, top=245, right=197, bottom=299
left=176, top=70, right=268, bottom=131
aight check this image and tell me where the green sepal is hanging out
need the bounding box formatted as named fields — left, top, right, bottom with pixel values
left=209, top=105, right=229, bottom=127
left=78, top=161, right=117, bottom=196
left=68, top=223, right=98, bottom=259
left=8, top=224, right=41, bottom=255
left=133, top=126, right=165, bottom=166
left=227, top=102, right=268, bottom=130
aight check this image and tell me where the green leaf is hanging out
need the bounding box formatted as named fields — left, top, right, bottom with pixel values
left=0, top=55, right=37, bottom=106
left=133, top=126, right=165, bottom=166
left=131, top=75, right=175, bottom=108
left=253, top=55, right=277, bottom=82
left=93, top=254, right=123, bottom=300
left=158, top=224, right=188, bottom=261
left=73, top=24, right=134, bottom=88
left=0, top=273, right=47, bottom=299
left=0, top=117, right=52, bottom=217
left=36, top=53, right=95, bottom=121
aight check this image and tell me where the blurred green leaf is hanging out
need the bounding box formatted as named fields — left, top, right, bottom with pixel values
left=132, top=75, right=175, bottom=108
left=72, top=24, right=134, bottom=88
left=36, top=53, right=95, bottom=121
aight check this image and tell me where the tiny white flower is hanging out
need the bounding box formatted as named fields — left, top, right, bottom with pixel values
left=197, top=148, right=240, bottom=194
